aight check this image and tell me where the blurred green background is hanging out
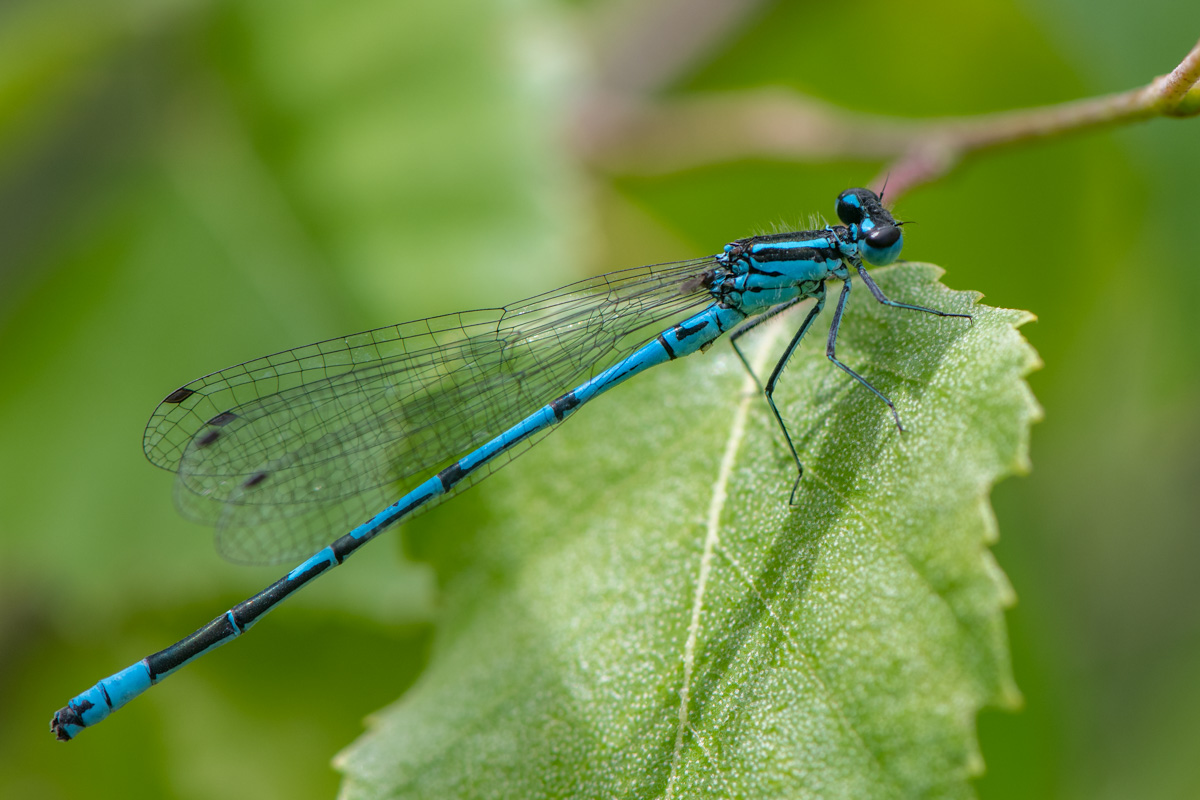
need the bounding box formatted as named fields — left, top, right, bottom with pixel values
left=1, top=0, right=1197, bottom=798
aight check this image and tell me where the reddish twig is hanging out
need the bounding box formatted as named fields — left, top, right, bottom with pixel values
left=572, top=36, right=1200, bottom=201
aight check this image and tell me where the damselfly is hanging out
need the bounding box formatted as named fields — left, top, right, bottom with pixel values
left=51, top=187, right=969, bottom=740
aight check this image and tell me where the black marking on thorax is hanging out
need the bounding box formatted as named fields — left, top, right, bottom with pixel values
left=749, top=245, right=837, bottom=265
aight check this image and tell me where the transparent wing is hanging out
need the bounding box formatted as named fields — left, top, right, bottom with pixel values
left=143, top=257, right=720, bottom=564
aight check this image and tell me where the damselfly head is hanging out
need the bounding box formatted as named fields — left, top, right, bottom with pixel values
left=837, top=187, right=904, bottom=266
left=835, top=187, right=893, bottom=226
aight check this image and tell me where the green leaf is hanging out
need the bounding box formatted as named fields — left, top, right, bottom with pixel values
left=336, top=263, right=1040, bottom=799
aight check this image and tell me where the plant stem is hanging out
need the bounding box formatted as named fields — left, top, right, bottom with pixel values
left=573, top=36, right=1200, bottom=200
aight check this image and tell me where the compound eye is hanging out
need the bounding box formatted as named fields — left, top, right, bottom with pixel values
left=861, top=224, right=903, bottom=266
left=865, top=225, right=900, bottom=249
left=836, top=189, right=864, bottom=224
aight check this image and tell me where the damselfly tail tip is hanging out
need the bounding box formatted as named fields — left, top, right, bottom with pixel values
left=50, top=707, right=78, bottom=742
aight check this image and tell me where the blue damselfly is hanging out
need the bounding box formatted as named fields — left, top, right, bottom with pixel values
left=51, top=187, right=969, bottom=740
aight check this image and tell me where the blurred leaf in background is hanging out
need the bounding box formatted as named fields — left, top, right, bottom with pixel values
left=1, top=0, right=1198, bottom=798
